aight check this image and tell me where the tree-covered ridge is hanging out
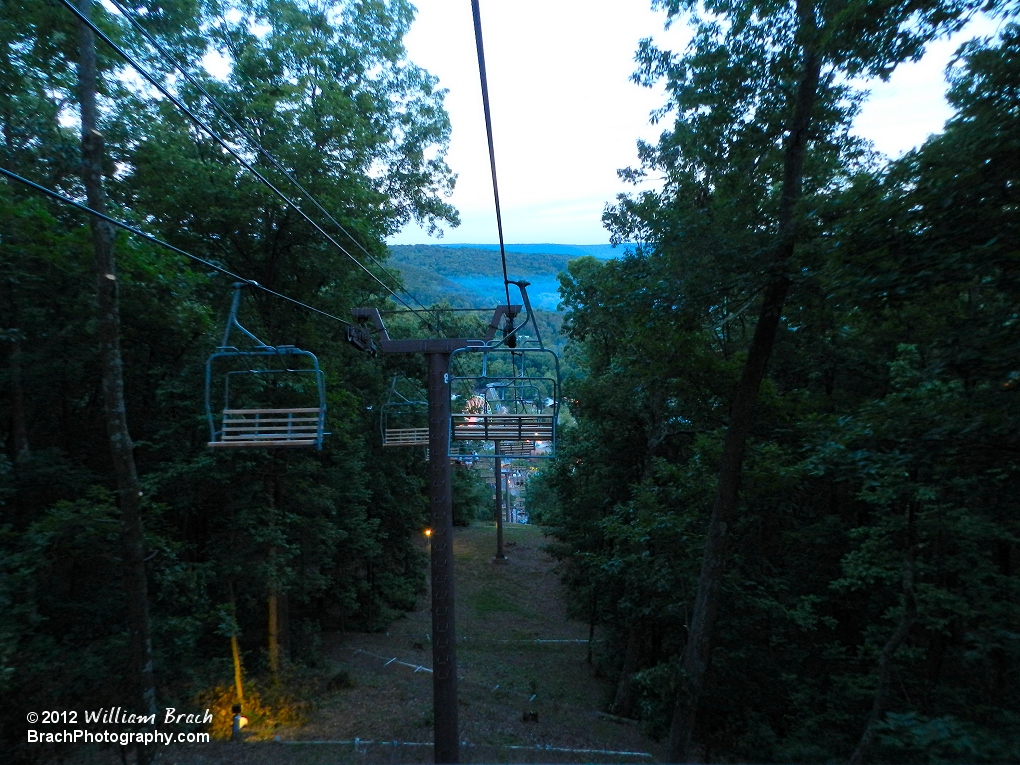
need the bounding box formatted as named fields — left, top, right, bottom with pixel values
left=389, top=244, right=574, bottom=278
left=383, top=257, right=483, bottom=307
left=540, top=11, right=1020, bottom=765
left=388, top=243, right=575, bottom=317
left=439, top=243, right=625, bottom=259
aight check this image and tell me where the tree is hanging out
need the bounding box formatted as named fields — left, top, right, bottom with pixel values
left=0, top=0, right=462, bottom=756
left=608, top=0, right=985, bottom=758
left=114, top=0, right=461, bottom=650
left=546, top=13, right=1018, bottom=763
left=76, top=0, right=156, bottom=746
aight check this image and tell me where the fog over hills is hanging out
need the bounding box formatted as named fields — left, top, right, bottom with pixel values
left=387, top=243, right=632, bottom=311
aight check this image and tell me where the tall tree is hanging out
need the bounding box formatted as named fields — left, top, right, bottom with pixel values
left=76, top=0, right=156, bottom=736
left=609, top=0, right=984, bottom=759
left=548, top=15, right=1018, bottom=763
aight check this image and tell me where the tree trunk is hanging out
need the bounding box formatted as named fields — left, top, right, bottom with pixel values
left=494, top=446, right=505, bottom=559
left=612, top=627, right=641, bottom=718
left=77, top=0, right=157, bottom=755
left=6, top=330, right=31, bottom=530
left=267, top=472, right=285, bottom=679
left=505, top=468, right=511, bottom=523
left=7, top=333, right=29, bottom=465
left=2, top=66, right=28, bottom=485
left=587, top=592, right=597, bottom=665
left=666, top=15, right=822, bottom=761
left=280, top=591, right=290, bottom=659
left=268, top=589, right=280, bottom=679
left=231, top=634, right=245, bottom=702
left=849, top=503, right=918, bottom=765
left=228, top=582, right=244, bottom=704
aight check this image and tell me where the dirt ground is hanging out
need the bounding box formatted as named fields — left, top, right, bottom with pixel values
left=74, top=523, right=665, bottom=764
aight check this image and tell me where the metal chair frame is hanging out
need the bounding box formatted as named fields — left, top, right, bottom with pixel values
left=380, top=374, right=429, bottom=447
left=205, top=284, right=326, bottom=449
left=448, top=282, right=560, bottom=459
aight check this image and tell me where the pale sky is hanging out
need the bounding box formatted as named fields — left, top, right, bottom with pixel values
left=388, top=2, right=1003, bottom=247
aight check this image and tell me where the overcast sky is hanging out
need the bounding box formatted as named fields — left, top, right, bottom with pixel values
left=387, top=1, right=1002, bottom=247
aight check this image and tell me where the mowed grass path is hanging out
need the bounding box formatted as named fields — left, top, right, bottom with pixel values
left=309, top=523, right=664, bottom=763
left=167, top=524, right=664, bottom=764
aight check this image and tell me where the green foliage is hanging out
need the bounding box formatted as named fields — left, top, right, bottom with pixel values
left=0, top=0, right=461, bottom=756
left=875, top=712, right=1020, bottom=763
left=544, top=13, right=1020, bottom=764
left=452, top=464, right=489, bottom=526
left=389, top=244, right=573, bottom=281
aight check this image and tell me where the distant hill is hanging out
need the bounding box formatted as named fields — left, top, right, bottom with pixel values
left=388, top=244, right=609, bottom=311
left=384, top=258, right=484, bottom=308
left=436, top=243, right=631, bottom=260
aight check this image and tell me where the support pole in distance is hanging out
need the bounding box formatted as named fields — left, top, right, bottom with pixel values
left=427, top=351, right=458, bottom=763
left=494, top=442, right=506, bottom=561
left=505, top=469, right=512, bottom=523
left=351, top=304, right=513, bottom=765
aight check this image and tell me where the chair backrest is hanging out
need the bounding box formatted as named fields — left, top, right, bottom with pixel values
left=448, top=342, right=560, bottom=459
left=450, top=413, right=554, bottom=442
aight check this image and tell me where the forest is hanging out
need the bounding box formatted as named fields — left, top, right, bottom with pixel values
left=1, top=0, right=1019, bottom=763
left=534, top=0, right=1020, bottom=762
left=389, top=245, right=574, bottom=281
left=0, top=0, right=493, bottom=760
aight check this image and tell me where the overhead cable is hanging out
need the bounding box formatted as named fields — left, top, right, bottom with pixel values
left=103, top=0, right=441, bottom=331
left=470, top=0, right=513, bottom=310
left=57, top=0, right=438, bottom=333
left=0, top=166, right=359, bottom=330
left=379, top=307, right=494, bottom=314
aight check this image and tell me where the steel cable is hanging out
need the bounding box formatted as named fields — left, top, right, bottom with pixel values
left=57, top=0, right=439, bottom=333
left=470, top=0, right=513, bottom=311
left=103, top=0, right=443, bottom=332
left=0, top=166, right=356, bottom=329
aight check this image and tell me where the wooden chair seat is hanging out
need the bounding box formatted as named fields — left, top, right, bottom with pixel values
left=498, top=441, right=536, bottom=457
left=209, top=408, right=324, bottom=448
left=451, top=413, right=554, bottom=442
left=383, top=427, right=431, bottom=446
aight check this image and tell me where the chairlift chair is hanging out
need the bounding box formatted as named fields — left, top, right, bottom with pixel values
left=448, top=281, right=560, bottom=459
left=381, top=374, right=429, bottom=446
left=205, top=284, right=327, bottom=449
left=497, top=440, right=538, bottom=458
